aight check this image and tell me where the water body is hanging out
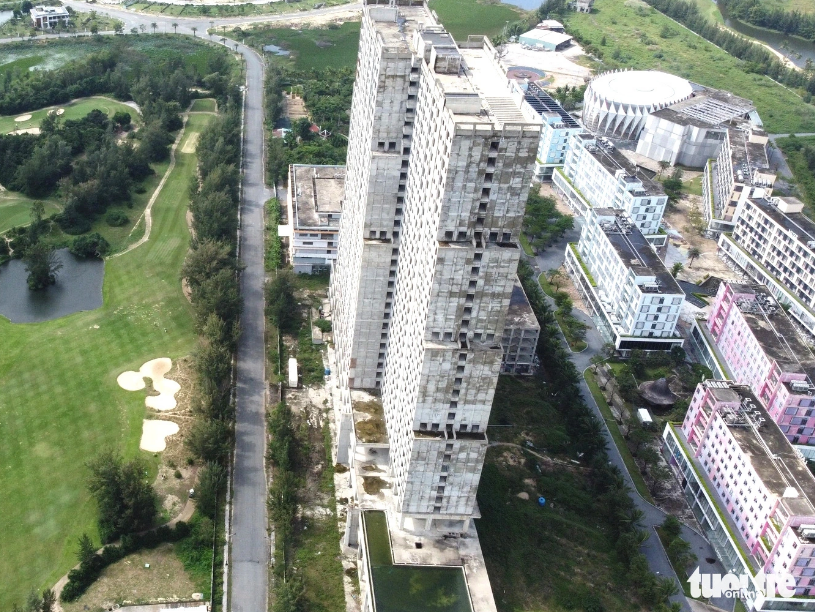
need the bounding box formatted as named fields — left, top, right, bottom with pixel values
left=716, top=1, right=815, bottom=69
left=262, top=44, right=290, bottom=57
left=0, top=249, right=104, bottom=323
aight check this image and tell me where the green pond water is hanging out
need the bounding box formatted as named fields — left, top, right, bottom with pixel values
left=363, top=511, right=473, bottom=612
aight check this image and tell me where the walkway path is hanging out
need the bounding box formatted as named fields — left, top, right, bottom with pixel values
left=526, top=235, right=733, bottom=612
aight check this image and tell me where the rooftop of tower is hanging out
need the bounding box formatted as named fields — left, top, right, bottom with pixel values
left=365, top=0, right=542, bottom=129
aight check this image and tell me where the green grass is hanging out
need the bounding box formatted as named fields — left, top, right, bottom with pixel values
left=748, top=0, right=815, bottom=13
left=0, top=54, right=44, bottom=74
left=190, top=98, right=217, bottom=113
left=242, top=22, right=361, bottom=70
left=0, top=194, right=61, bottom=234
left=584, top=369, right=655, bottom=503
left=0, top=96, right=140, bottom=135
left=428, top=0, right=527, bottom=41
left=518, top=233, right=535, bottom=256
left=479, top=376, right=643, bottom=611
left=684, top=175, right=703, bottom=196
left=562, top=0, right=815, bottom=133
left=0, top=111, right=213, bottom=609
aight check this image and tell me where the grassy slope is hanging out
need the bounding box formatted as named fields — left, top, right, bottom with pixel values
left=190, top=98, right=217, bottom=113
left=562, top=0, right=815, bottom=133
left=429, top=0, right=526, bottom=40
left=0, top=195, right=61, bottom=234
left=752, top=0, right=815, bottom=13
left=0, top=96, right=140, bottom=135
left=478, top=376, right=642, bottom=612
left=0, top=112, right=212, bottom=609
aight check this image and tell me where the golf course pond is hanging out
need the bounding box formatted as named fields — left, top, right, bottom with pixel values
left=0, top=249, right=104, bottom=323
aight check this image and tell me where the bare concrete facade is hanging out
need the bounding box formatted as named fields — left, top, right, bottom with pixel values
left=331, top=0, right=540, bottom=530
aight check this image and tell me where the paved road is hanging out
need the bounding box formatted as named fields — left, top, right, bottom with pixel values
left=529, top=234, right=733, bottom=612
left=62, top=0, right=361, bottom=33
left=230, top=40, right=273, bottom=612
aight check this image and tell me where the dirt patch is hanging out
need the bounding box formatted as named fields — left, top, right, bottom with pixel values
left=362, top=476, right=388, bottom=495
left=283, top=92, right=308, bottom=121
left=61, top=543, right=198, bottom=612
left=662, top=196, right=741, bottom=284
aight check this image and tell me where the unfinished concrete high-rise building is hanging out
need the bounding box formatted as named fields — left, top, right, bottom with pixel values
left=330, top=0, right=541, bottom=531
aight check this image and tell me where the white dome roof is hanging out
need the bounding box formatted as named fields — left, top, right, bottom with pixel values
left=582, top=70, right=694, bottom=140
left=589, top=70, right=693, bottom=107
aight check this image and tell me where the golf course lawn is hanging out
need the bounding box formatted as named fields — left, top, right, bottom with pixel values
left=0, top=111, right=213, bottom=609
left=0, top=96, right=141, bottom=135
left=190, top=98, right=217, bottom=113
left=0, top=195, right=61, bottom=234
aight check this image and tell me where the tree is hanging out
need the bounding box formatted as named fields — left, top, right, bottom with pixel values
left=113, top=111, right=131, bottom=128
left=150, top=21, right=157, bottom=34
left=130, top=27, right=138, bottom=35
left=657, top=160, right=670, bottom=177
left=267, top=271, right=298, bottom=332
left=548, top=268, right=564, bottom=291
left=76, top=533, right=96, bottom=564
left=25, top=590, right=42, bottom=612
left=24, top=242, right=62, bottom=290
left=687, top=246, right=701, bottom=267
left=172, top=22, right=178, bottom=34
left=90, top=22, right=99, bottom=35
left=661, top=515, right=682, bottom=540
left=113, top=22, right=123, bottom=34
left=196, top=462, right=226, bottom=518
left=70, top=233, right=110, bottom=258
left=86, top=450, right=158, bottom=542
left=139, top=23, right=146, bottom=33
left=192, top=26, right=198, bottom=37
left=186, top=419, right=232, bottom=463
left=670, top=262, right=683, bottom=277
left=182, top=239, right=234, bottom=291
left=670, top=345, right=686, bottom=366
left=40, top=590, right=56, bottom=612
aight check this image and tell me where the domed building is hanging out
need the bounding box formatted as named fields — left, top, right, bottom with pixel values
left=582, top=69, right=694, bottom=140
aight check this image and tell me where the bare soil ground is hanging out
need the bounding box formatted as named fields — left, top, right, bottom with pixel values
left=61, top=543, right=198, bottom=612
left=283, top=93, right=308, bottom=121
left=661, top=196, right=740, bottom=284
left=148, top=357, right=199, bottom=523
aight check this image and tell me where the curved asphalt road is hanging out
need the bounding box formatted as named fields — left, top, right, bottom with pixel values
left=531, top=230, right=733, bottom=612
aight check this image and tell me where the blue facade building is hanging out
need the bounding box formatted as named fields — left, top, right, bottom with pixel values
left=522, top=82, right=583, bottom=182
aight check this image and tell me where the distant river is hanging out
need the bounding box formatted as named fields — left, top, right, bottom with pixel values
left=716, top=1, right=815, bottom=69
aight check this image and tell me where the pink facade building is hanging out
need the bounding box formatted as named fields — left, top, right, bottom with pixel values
left=677, top=381, right=815, bottom=598
left=707, top=283, right=815, bottom=446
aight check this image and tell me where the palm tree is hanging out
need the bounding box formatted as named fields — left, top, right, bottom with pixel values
left=150, top=21, right=157, bottom=34
left=220, top=37, right=226, bottom=45
left=687, top=246, right=701, bottom=267
left=671, top=262, right=683, bottom=278
left=191, top=26, right=197, bottom=37
left=657, top=159, right=670, bottom=177
left=171, top=22, right=178, bottom=34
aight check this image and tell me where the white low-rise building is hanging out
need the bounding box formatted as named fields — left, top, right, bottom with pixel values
left=553, top=132, right=668, bottom=246
left=286, top=164, right=344, bottom=274
left=30, top=5, right=69, bottom=29
left=718, top=196, right=815, bottom=338
left=565, top=207, right=684, bottom=354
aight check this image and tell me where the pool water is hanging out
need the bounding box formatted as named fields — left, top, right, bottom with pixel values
left=363, top=511, right=473, bottom=612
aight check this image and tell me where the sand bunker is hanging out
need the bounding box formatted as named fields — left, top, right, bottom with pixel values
left=12, top=127, right=40, bottom=135
left=139, top=419, right=179, bottom=452
left=181, top=132, right=199, bottom=154
left=56, top=108, right=64, bottom=116
left=14, top=114, right=32, bottom=122
left=116, top=357, right=182, bottom=411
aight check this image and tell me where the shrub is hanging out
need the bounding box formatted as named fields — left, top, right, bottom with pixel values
left=70, top=233, right=110, bottom=258
left=105, top=210, right=129, bottom=227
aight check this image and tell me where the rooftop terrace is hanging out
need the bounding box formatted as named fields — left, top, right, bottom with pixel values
left=290, top=164, right=345, bottom=229
left=594, top=208, right=681, bottom=294
left=575, top=133, right=665, bottom=197
left=702, top=381, right=815, bottom=518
